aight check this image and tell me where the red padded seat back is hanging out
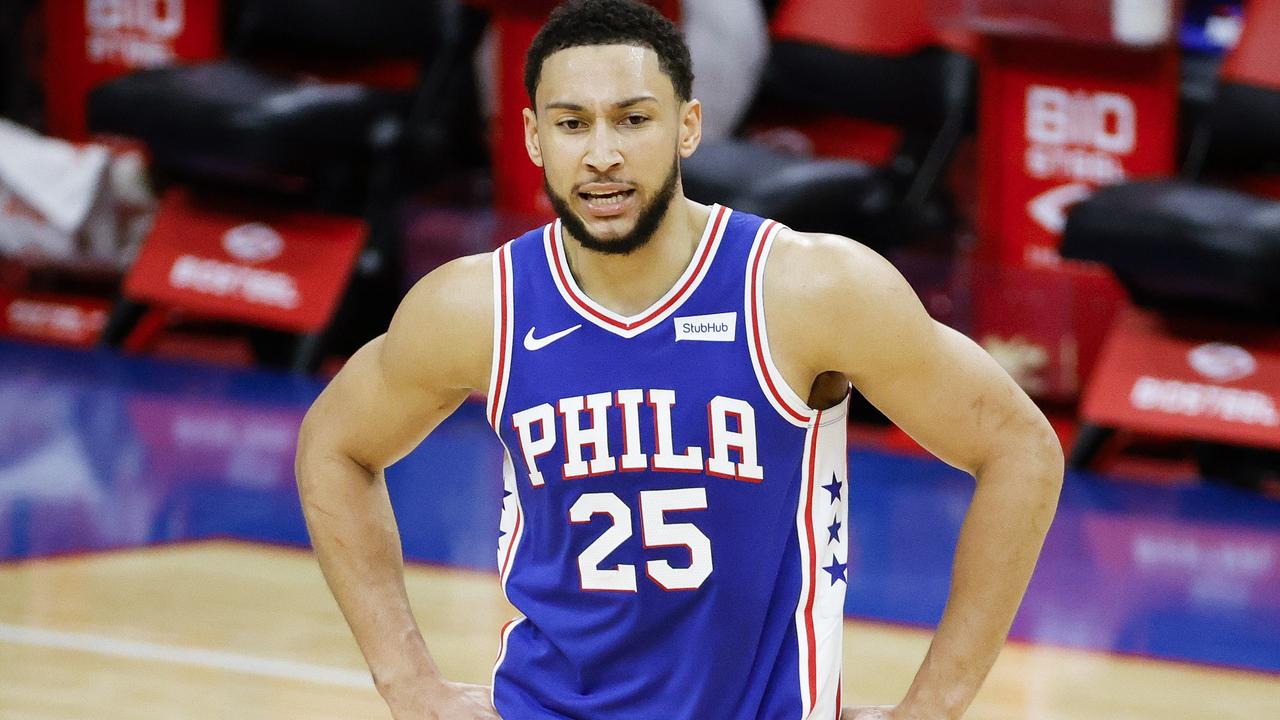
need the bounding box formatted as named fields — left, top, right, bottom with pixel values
left=462, top=0, right=678, bottom=22
left=770, top=0, right=973, bottom=56
left=1221, top=0, right=1280, bottom=90
left=1204, top=0, right=1280, bottom=184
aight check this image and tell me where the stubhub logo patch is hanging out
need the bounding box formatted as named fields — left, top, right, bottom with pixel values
left=674, top=312, right=736, bottom=342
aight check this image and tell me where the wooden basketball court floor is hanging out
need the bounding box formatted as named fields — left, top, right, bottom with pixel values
left=0, top=542, right=1274, bottom=720
left=1, top=341, right=1277, bottom=718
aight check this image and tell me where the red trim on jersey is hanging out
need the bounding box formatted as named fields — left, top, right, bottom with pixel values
left=494, top=619, right=516, bottom=664
left=550, top=205, right=728, bottom=332
left=500, top=502, right=522, bottom=581
left=803, top=408, right=824, bottom=708
left=748, top=221, right=811, bottom=423
left=488, top=247, right=512, bottom=429
left=835, top=679, right=843, bottom=720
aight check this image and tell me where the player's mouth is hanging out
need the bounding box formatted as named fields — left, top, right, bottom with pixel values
left=578, top=185, right=637, bottom=218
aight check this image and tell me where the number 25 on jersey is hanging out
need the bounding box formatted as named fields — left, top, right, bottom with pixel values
left=570, top=488, right=713, bottom=592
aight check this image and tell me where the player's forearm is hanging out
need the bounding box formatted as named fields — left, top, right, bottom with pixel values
left=896, top=436, right=1063, bottom=720
left=296, top=445, right=444, bottom=698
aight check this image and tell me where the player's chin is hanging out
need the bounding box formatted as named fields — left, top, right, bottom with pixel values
left=586, top=213, right=645, bottom=242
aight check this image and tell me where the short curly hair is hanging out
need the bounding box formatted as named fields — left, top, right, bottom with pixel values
left=524, top=0, right=694, bottom=106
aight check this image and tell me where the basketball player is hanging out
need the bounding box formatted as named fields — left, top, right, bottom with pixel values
left=295, top=1, right=1063, bottom=718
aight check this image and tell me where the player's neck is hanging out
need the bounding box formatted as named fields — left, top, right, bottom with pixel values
left=563, top=196, right=712, bottom=317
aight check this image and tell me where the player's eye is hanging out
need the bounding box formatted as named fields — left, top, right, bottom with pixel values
left=558, top=118, right=586, bottom=131
left=621, top=114, right=648, bottom=126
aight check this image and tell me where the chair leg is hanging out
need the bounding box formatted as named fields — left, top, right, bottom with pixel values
left=99, top=298, right=148, bottom=347
left=1068, top=423, right=1114, bottom=470
left=291, top=331, right=326, bottom=375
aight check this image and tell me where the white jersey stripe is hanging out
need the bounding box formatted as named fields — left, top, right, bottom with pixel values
left=487, top=243, right=515, bottom=429
left=792, top=395, right=852, bottom=719
left=793, top=408, right=821, bottom=716
left=806, top=398, right=851, bottom=718
left=545, top=205, right=731, bottom=338
left=490, top=616, right=525, bottom=711
left=745, top=220, right=813, bottom=428
left=497, top=450, right=524, bottom=591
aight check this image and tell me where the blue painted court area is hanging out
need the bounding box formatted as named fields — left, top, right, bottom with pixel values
left=1, top=339, right=1277, bottom=674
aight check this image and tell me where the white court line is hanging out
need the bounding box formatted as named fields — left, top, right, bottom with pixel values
left=0, top=623, right=374, bottom=689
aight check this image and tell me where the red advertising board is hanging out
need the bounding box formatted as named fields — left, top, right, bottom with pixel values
left=124, top=189, right=364, bottom=333
left=43, top=0, right=223, bottom=141
left=0, top=291, right=110, bottom=347
left=1083, top=308, right=1280, bottom=450
left=970, top=260, right=1125, bottom=402
left=967, top=31, right=1178, bottom=400
left=976, top=38, right=1180, bottom=267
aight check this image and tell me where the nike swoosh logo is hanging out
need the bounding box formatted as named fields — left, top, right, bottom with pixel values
left=523, top=324, right=582, bottom=351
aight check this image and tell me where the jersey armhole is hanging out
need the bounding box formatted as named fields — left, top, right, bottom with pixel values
left=486, top=243, right=515, bottom=430
left=744, top=221, right=818, bottom=428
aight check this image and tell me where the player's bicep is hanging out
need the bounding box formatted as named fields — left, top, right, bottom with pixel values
left=298, top=253, right=493, bottom=473
left=808, top=242, right=1051, bottom=476
left=850, top=319, right=1049, bottom=476
left=300, top=335, right=471, bottom=473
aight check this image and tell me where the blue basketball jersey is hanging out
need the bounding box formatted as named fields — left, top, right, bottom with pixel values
left=486, top=206, right=850, bottom=719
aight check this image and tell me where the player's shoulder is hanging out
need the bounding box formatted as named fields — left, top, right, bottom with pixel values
left=397, top=251, right=494, bottom=326
left=381, top=251, right=496, bottom=390
left=761, top=227, right=932, bottom=373
left=764, top=226, right=912, bottom=310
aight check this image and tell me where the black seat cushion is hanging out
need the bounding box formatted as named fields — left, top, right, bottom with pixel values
left=762, top=44, right=971, bottom=130
left=1061, top=180, right=1280, bottom=319
left=235, top=0, right=442, bottom=59
left=88, top=60, right=407, bottom=178
left=682, top=140, right=894, bottom=242
left=1208, top=82, right=1280, bottom=175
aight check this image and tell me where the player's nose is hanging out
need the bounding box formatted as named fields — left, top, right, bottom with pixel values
left=583, top=123, right=623, bottom=173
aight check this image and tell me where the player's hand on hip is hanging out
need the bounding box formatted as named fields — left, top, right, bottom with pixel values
left=841, top=706, right=897, bottom=720
left=387, top=679, right=501, bottom=720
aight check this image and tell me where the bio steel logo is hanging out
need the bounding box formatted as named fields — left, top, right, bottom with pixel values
left=222, top=223, right=285, bottom=264
left=1025, top=85, right=1136, bottom=185
left=1022, top=85, right=1137, bottom=252
left=86, top=0, right=185, bottom=66
left=1187, top=343, right=1258, bottom=383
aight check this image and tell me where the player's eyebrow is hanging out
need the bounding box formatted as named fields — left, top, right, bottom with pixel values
left=613, top=95, right=658, bottom=108
left=543, top=95, right=659, bottom=112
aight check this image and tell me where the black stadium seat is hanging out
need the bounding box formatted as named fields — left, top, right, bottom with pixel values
left=89, top=60, right=409, bottom=181
left=682, top=1, right=974, bottom=251
left=0, top=0, right=41, bottom=125
left=1060, top=0, right=1280, bottom=477
left=1062, top=181, right=1280, bottom=321
left=681, top=140, right=892, bottom=240
left=1060, top=1, right=1280, bottom=324
left=87, top=0, right=451, bottom=197
left=86, top=0, right=489, bottom=371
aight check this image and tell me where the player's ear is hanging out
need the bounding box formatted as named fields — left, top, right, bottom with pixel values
left=678, top=98, right=702, bottom=158
left=523, top=107, right=544, bottom=168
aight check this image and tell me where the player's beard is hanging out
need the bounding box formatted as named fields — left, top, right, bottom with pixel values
left=544, top=159, right=680, bottom=256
